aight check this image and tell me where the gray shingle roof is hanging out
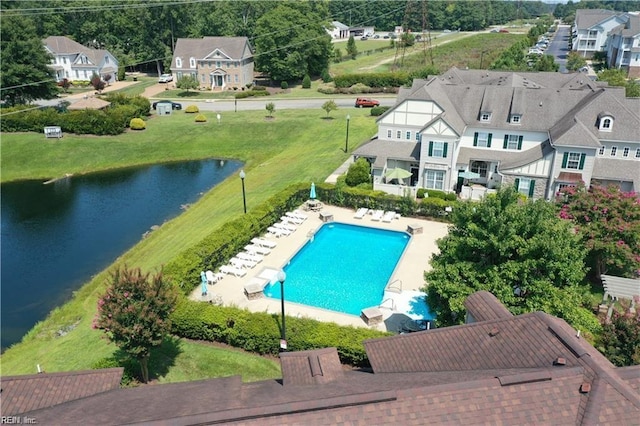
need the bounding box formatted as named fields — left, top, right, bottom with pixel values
left=610, top=14, right=640, bottom=36
left=575, top=9, right=619, bottom=30
left=592, top=157, right=640, bottom=188
left=353, top=139, right=420, bottom=168
left=172, top=37, right=252, bottom=69
left=44, top=36, right=112, bottom=67
left=456, top=140, right=553, bottom=172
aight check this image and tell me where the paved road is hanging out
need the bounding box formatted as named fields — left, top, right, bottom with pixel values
left=547, top=25, right=572, bottom=73
left=184, top=97, right=396, bottom=112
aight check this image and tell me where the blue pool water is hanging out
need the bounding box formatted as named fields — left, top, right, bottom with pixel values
left=264, top=222, right=410, bottom=316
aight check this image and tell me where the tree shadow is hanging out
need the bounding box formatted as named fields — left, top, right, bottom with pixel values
left=110, top=335, right=183, bottom=384
left=321, top=116, right=335, bottom=120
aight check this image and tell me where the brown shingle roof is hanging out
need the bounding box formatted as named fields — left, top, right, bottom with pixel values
left=464, top=290, right=513, bottom=322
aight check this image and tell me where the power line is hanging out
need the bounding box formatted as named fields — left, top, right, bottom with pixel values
left=0, top=0, right=214, bottom=16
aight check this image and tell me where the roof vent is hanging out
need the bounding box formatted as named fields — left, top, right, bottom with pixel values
left=580, top=382, right=591, bottom=393
left=539, top=102, right=543, bottom=107
left=553, top=357, right=566, bottom=366
left=489, top=327, right=500, bottom=337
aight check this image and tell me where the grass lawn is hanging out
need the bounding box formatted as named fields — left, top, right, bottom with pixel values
left=0, top=107, right=377, bottom=379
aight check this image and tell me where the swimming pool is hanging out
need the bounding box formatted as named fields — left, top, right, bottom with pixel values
left=263, top=222, right=410, bottom=316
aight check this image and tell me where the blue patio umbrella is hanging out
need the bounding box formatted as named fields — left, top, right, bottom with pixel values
left=200, top=271, right=208, bottom=296
left=310, top=182, right=317, bottom=199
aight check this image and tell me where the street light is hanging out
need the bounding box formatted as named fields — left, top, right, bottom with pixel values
left=239, top=169, right=247, bottom=214
left=277, top=270, right=287, bottom=352
left=345, top=114, right=351, bottom=153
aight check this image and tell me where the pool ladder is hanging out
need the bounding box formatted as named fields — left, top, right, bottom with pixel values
left=379, top=297, right=396, bottom=311
left=385, top=279, right=402, bottom=294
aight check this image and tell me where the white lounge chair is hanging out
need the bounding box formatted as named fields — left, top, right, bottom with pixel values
left=238, top=252, right=263, bottom=263
left=267, top=226, right=290, bottom=237
left=281, top=215, right=304, bottom=225
left=251, top=237, right=277, bottom=248
left=244, top=244, right=272, bottom=255
left=230, top=257, right=257, bottom=269
left=382, top=211, right=396, bottom=223
left=205, top=270, right=224, bottom=284
left=354, top=208, right=369, bottom=219
left=274, top=222, right=296, bottom=232
left=220, top=264, right=247, bottom=277
left=371, top=210, right=384, bottom=221
left=287, top=211, right=307, bottom=221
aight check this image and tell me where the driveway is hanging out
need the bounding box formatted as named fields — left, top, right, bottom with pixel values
left=547, top=25, right=571, bottom=73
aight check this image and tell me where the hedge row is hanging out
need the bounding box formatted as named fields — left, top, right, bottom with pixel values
left=234, top=89, right=270, bottom=99
left=1, top=94, right=150, bottom=135
left=169, top=297, right=390, bottom=366
left=333, top=72, right=411, bottom=89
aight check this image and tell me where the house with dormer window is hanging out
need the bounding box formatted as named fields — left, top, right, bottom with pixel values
left=354, top=67, right=640, bottom=200
left=43, top=36, right=118, bottom=83
left=572, top=9, right=629, bottom=58
left=170, top=37, right=254, bottom=91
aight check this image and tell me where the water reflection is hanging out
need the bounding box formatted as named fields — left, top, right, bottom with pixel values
left=0, top=159, right=241, bottom=351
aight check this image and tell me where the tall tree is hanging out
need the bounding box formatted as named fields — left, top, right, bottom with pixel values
left=95, top=266, right=178, bottom=383
left=557, top=184, right=640, bottom=280
left=425, top=188, right=599, bottom=335
left=254, top=2, right=332, bottom=81
left=0, top=15, right=58, bottom=106
left=346, top=35, right=358, bottom=60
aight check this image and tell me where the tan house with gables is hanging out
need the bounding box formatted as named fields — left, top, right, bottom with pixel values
left=170, top=37, right=254, bottom=91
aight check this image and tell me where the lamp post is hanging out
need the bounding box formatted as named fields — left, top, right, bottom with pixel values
left=277, top=270, right=287, bottom=352
left=345, top=114, right=351, bottom=153
left=239, top=169, right=246, bottom=214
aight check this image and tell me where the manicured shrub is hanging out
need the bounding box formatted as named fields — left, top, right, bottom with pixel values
left=444, top=193, right=457, bottom=201
left=92, top=357, right=137, bottom=387
left=321, top=69, right=333, bottom=83
left=370, top=106, right=390, bottom=116
left=302, top=74, right=311, bottom=89
left=280, top=81, right=289, bottom=90
left=425, top=189, right=447, bottom=199
left=130, top=118, right=145, bottom=130
left=334, top=72, right=411, bottom=89
left=416, top=188, right=427, bottom=199
left=185, top=105, right=199, bottom=113
left=195, top=114, right=207, bottom=122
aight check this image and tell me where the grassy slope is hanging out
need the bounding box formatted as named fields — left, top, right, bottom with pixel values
left=0, top=108, right=376, bottom=377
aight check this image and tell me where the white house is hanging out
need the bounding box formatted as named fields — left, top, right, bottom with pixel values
left=44, top=36, right=118, bottom=83
left=354, top=67, right=640, bottom=200
left=605, top=13, right=640, bottom=79
left=170, top=37, right=254, bottom=91
left=572, top=9, right=629, bottom=57
left=326, top=21, right=350, bottom=39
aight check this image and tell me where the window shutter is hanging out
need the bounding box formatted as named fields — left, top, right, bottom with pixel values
left=443, top=143, right=448, bottom=158
left=515, top=178, right=520, bottom=190
left=561, top=153, right=568, bottom=168
left=487, top=133, right=492, bottom=147
left=428, top=141, right=433, bottom=156
left=579, top=153, right=586, bottom=170
left=517, top=136, right=523, bottom=150
left=503, top=135, right=508, bottom=149
left=529, top=180, right=535, bottom=197
left=473, top=132, right=478, bottom=146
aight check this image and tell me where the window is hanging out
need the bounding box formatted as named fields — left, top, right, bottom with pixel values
left=601, top=118, right=612, bottom=129
left=636, top=148, right=640, bottom=158
left=598, top=115, right=614, bottom=131
left=396, top=131, right=401, bottom=139
left=471, top=161, right=488, bottom=177
left=610, top=146, right=617, bottom=157
left=473, top=132, right=492, bottom=147
left=623, top=147, right=630, bottom=157
left=428, top=141, right=448, bottom=158
left=515, top=177, right=535, bottom=197
left=598, top=145, right=606, bottom=155
left=425, top=170, right=445, bottom=190
left=480, top=113, right=491, bottom=122
left=176, top=58, right=182, bottom=68
left=416, top=132, right=421, bottom=142
left=216, top=61, right=221, bottom=68
left=201, top=74, right=205, bottom=83
left=406, top=131, right=411, bottom=140
left=105, top=56, right=109, bottom=64
left=387, top=130, right=392, bottom=138
left=562, top=152, right=586, bottom=170
left=190, top=58, right=196, bottom=68
left=235, top=75, right=239, bottom=83
left=510, top=115, right=521, bottom=124
left=503, top=134, right=523, bottom=150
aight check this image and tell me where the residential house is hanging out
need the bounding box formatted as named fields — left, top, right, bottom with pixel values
left=354, top=67, right=640, bottom=200
left=170, top=37, right=254, bottom=91
left=605, top=13, right=640, bottom=79
left=572, top=9, right=628, bottom=58
left=326, top=21, right=350, bottom=39
left=6, top=292, right=640, bottom=424
left=44, top=36, right=119, bottom=83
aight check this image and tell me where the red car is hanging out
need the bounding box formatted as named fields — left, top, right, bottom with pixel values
left=355, top=97, right=380, bottom=108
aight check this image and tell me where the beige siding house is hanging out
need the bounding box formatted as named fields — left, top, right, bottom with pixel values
left=170, top=37, right=254, bottom=91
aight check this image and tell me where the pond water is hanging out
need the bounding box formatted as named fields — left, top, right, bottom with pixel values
left=0, top=159, right=241, bottom=351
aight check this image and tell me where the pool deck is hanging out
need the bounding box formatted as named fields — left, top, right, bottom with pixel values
left=189, top=206, right=450, bottom=332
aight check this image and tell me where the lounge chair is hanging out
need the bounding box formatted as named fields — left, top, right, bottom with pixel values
left=220, top=264, right=247, bottom=277
left=244, top=244, right=272, bottom=255
left=251, top=237, right=277, bottom=248
left=267, top=226, right=290, bottom=237
left=371, top=209, right=384, bottom=221
left=382, top=211, right=396, bottom=223
left=205, top=270, right=224, bottom=284
left=238, top=252, right=263, bottom=263
left=288, top=210, right=308, bottom=221
left=281, top=215, right=304, bottom=225
left=354, top=208, right=369, bottom=219
left=274, top=222, right=296, bottom=232
left=230, top=257, right=257, bottom=269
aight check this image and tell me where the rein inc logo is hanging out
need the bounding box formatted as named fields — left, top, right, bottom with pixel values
left=1, top=417, right=37, bottom=424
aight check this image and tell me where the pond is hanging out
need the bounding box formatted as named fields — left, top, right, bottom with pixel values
left=0, top=159, right=241, bottom=351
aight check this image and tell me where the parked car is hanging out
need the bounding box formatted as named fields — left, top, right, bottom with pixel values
left=152, top=100, right=182, bottom=110
left=355, top=97, right=380, bottom=108
left=158, top=73, right=173, bottom=83
left=360, top=36, right=368, bottom=41
left=373, top=34, right=380, bottom=39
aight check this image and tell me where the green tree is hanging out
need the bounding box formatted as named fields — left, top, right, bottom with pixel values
left=598, top=309, right=640, bottom=367
left=566, top=51, right=587, bottom=72
left=532, top=54, right=559, bottom=72
left=557, top=184, right=640, bottom=280
left=321, top=100, right=338, bottom=117
left=425, top=188, right=598, bottom=334
left=176, top=75, right=199, bottom=93
left=345, top=158, right=371, bottom=187
left=95, top=266, right=178, bottom=383
left=90, top=73, right=106, bottom=92
left=302, top=74, right=311, bottom=89
left=265, top=101, right=275, bottom=118
left=0, top=15, right=58, bottom=106
left=254, top=3, right=332, bottom=81
left=346, top=34, right=358, bottom=60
